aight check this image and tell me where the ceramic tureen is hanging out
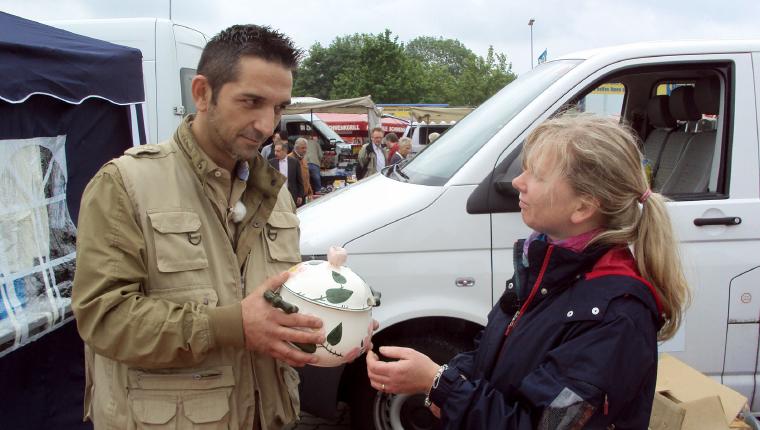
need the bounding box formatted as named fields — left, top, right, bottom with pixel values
left=278, top=246, right=380, bottom=367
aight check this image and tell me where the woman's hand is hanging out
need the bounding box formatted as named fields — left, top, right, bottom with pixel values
left=429, top=404, right=441, bottom=418
left=366, top=346, right=441, bottom=395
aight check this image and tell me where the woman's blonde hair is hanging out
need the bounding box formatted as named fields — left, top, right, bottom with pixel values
left=523, top=114, right=690, bottom=340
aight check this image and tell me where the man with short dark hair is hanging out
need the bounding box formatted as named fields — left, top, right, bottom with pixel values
left=73, top=24, right=324, bottom=430
left=384, top=132, right=400, bottom=164
left=357, top=126, right=389, bottom=179
left=270, top=141, right=305, bottom=206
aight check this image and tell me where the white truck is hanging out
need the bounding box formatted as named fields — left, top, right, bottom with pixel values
left=47, top=18, right=207, bottom=145
left=297, top=40, right=760, bottom=429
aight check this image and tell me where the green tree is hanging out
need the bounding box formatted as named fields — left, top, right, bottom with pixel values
left=293, top=31, right=516, bottom=106
left=405, top=36, right=477, bottom=76
left=330, top=30, right=425, bottom=103
left=453, top=46, right=516, bottom=105
left=293, top=34, right=369, bottom=100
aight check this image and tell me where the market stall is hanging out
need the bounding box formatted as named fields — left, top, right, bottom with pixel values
left=0, top=12, right=145, bottom=428
left=284, top=96, right=384, bottom=187
left=317, top=113, right=408, bottom=143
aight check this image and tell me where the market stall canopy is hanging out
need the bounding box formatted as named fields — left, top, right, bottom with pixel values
left=410, top=107, right=474, bottom=124
left=0, top=11, right=146, bottom=356
left=0, top=12, right=148, bottom=428
left=284, top=95, right=382, bottom=130
left=0, top=12, right=144, bottom=104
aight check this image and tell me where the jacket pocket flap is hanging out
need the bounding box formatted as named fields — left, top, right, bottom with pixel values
left=183, top=390, right=230, bottom=423
left=267, top=211, right=299, bottom=229
left=149, top=211, right=201, bottom=233
left=132, top=397, right=177, bottom=424
left=128, top=366, right=235, bottom=391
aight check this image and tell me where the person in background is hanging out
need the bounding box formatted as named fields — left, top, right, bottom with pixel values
left=260, top=135, right=274, bottom=159
left=290, top=137, right=313, bottom=202
left=357, top=126, right=388, bottom=179
left=384, top=132, right=399, bottom=164
left=262, top=130, right=286, bottom=160
left=305, top=131, right=323, bottom=192
left=428, top=132, right=440, bottom=144
left=72, top=24, right=325, bottom=430
left=366, top=114, right=690, bottom=429
left=271, top=141, right=305, bottom=206
left=389, top=137, right=412, bottom=166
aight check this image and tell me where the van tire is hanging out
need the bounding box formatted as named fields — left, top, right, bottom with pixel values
left=348, top=335, right=470, bottom=430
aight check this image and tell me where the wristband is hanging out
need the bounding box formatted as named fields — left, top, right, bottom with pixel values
left=424, top=364, right=448, bottom=408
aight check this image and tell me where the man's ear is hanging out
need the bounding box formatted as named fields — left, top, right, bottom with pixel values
left=191, top=75, right=212, bottom=112
left=570, top=195, right=601, bottom=225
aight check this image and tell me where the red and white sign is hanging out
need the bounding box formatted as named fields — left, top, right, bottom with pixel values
left=317, top=113, right=408, bottom=137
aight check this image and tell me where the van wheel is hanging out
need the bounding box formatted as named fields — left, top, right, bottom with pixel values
left=348, top=335, right=469, bottom=430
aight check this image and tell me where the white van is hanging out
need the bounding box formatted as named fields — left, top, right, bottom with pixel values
left=402, top=121, right=455, bottom=154
left=47, top=18, right=207, bottom=144
left=297, top=40, right=760, bottom=428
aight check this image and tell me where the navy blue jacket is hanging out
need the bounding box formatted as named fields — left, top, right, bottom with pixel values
left=430, top=239, right=664, bottom=429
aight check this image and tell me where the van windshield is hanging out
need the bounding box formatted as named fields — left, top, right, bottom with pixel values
left=396, top=60, right=580, bottom=186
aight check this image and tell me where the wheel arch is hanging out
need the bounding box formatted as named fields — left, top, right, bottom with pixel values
left=338, top=316, right=483, bottom=401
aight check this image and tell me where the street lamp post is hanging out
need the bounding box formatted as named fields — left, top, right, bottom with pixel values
left=528, top=18, right=535, bottom=69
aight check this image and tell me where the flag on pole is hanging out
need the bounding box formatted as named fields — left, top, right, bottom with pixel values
left=537, top=49, right=548, bottom=64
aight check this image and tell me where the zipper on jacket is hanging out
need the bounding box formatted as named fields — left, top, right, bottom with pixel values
left=504, top=244, right=555, bottom=338
left=138, top=369, right=223, bottom=381
left=604, top=393, right=609, bottom=415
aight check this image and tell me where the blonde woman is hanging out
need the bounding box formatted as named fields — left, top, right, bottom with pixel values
left=367, top=114, right=690, bottom=429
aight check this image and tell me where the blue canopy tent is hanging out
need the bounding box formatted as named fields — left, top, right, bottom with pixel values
left=0, top=12, right=145, bottom=428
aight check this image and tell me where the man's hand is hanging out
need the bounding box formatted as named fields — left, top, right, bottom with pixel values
left=241, top=272, right=325, bottom=367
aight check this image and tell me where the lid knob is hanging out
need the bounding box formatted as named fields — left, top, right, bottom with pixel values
left=327, top=246, right=347, bottom=268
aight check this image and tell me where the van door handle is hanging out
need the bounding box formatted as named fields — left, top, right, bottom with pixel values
left=693, top=216, right=742, bottom=226
left=455, top=277, right=475, bottom=288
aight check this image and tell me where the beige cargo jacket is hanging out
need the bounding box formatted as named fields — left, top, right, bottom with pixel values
left=72, top=116, right=302, bottom=430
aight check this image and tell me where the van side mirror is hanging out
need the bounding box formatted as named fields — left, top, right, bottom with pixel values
left=494, top=177, right=519, bottom=198
left=467, top=170, right=521, bottom=214
left=466, top=143, right=522, bottom=214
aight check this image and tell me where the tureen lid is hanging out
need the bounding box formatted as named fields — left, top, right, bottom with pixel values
left=282, top=246, right=376, bottom=311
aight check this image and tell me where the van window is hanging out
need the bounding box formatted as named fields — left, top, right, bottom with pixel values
left=499, top=67, right=729, bottom=205
left=180, top=67, right=196, bottom=115
left=398, top=60, right=579, bottom=186
left=575, top=82, right=626, bottom=118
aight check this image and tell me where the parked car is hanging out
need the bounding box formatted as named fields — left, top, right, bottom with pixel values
left=296, top=40, right=760, bottom=429
left=402, top=121, right=454, bottom=154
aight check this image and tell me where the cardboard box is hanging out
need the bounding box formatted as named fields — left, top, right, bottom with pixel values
left=650, top=354, right=748, bottom=430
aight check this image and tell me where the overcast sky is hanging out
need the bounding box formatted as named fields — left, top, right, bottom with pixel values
left=2, top=0, right=759, bottom=75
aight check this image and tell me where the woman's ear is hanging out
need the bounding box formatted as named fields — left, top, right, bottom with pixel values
left=570, top=195, right=601, bottom=225
left=191, top=75, right=212, bottom=112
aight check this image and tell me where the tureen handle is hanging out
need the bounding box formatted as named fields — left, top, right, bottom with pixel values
left=327, top=246, right=347, bottom=268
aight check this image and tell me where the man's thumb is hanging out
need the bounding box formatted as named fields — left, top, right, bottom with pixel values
left=261, top=271, right=290, bottom=292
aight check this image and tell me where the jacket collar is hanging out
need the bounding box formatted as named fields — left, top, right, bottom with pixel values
left=173, top=115, right=285, bottom=199
left=515, top=238, right=611, bottom=299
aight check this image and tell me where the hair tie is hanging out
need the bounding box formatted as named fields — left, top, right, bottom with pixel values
left=639, top=189, right=652, bottom=204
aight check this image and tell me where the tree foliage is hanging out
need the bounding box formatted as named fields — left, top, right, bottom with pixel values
left=293, top=30, right=516, bottom=106
left=405, top=36, right=476, bottom=76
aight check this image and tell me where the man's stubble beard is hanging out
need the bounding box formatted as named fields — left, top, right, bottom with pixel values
left=207, top=105, right=265, bottom=162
